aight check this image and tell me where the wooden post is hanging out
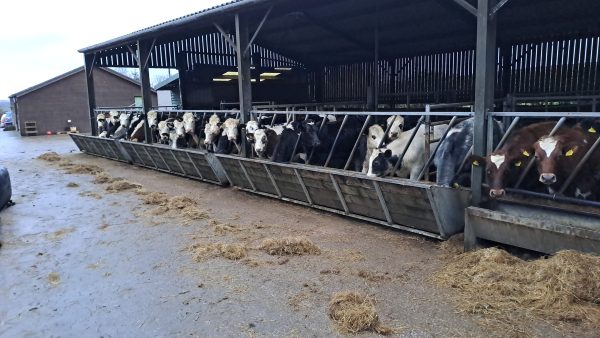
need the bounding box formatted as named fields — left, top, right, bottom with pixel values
left=472, top=0, right=497, bottom=205
left=235, top=13, right=252, bottom=158
left=84, top=53, right=97, bottom=135
left=138, top=39, right=154, bottom=144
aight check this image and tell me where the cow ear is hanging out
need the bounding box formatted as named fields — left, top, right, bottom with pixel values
left=469, top=155, right=485, bottom=167
left=383, top=149, right=392, bottom=158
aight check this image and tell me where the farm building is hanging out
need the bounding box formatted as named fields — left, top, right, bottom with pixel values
left=72, top=0, right=600, bottom=254
left=9, top=67, right=157, bottom=136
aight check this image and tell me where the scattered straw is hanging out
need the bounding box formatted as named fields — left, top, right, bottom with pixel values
left=329, top=292, right=394, bottom=335
left=98, top=223, right=110, bottom=230
left=438, top=234, right=465, bottom=259
left=65, top=164, right=103, bottom=175
left=134, top=189, right=150, bottom=196
left=182, top=206, right=209, bottom=220
left=259, top=237, right=321, bottom=256
left=357, top=270, right=390, bottom=282
left=37, top=152, right=61, bottom=162
left=435, top=248, right=600, bottom=331
left=214, top=223, right=240, bottom=234
left=79, top=191, right=102, bottom=199
left=66, top=182, right=79, bottom=188
left=105, top=180, right=141, bottom=192
left=141, top=192, right=169, bottom=206
left=149, top=206, right=169, bottom=216
left=190, top=242, right=247, bottom=261
left=167, top=196, right=196, bottom=210
left=45, top=227, right=76, bottom=241
left=93, top=172, right=121, bottom=184
left=58, top=161, right=75, bottom=168
left=47, top=272, right=61, bottom=286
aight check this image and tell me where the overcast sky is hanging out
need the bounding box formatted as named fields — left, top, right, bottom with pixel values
left=0, top=0, right=231, bottom=100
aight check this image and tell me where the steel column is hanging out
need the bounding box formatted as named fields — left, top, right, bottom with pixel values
left=472, top=0, right=497, bottom=206
left=84, top=53, right=97, bottom=136
left=235, top=14, right=252, bottom=158
left=138, top=39, right=154, bottom=144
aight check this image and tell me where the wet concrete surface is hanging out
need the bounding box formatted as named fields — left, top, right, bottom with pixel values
left=0, top=131, right=571, bottom=337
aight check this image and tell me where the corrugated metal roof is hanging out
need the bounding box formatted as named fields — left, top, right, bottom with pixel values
left=9, top=67, right=155, bottom=98
left=79, top=0, right=267, bottom=53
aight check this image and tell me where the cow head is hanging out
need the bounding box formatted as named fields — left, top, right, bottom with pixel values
left=147, top=110, right=158, bottom=129
left=367, top=148, right=396, bottom=177
left=108, top=110, right=119, bottom=124
left=96, top=113, right=106, bottom=132
left=367, top=124, right=385, bottom=149
left=222, top=118, right=240, bottom=141
left=173, top=119, right=185, bottom=138
left=253, top=129, right=274, bottom=158
left=300, top=119, right=321, bottom=148
left=119, top=113, right=131, bottom=128
left=533, top=135, right=583, bottom=185
left=386, top=115, right=405, bottom=141
left=204, top=122, right=221, bottom=146
left=182, top=112, right=196, bottom=134
left=470, top=149, right=530, bottom=198
left=246, top=120, right=259, bottom=134
left=157, top=120, right=170, bottom=143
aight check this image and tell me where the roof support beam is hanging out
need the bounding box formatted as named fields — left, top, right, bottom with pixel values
left=301, top=12, right=376, bottom=56
left=452, top=0, right=477, bottom=17
left=126, top=45, right=140, bottom=65
left=138, top=39, right=154, bottom=144
left=214, top=22, right=237, bottom=50
left=235, top=13, right=251, bottom=158
left=142, top=38, right=157, bottom=69
left=84, top=53, right=97, bottom=136
left=471, top=0, right=497, bottom=206
left=244, top=6, right=273, bottom=56
left=490, top=0, right=510, bottom=18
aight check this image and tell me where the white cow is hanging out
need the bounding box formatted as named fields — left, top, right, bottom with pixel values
left=361, top=124, right=386, bottom=173
left=203, top=114, right=221, bottom=151
left=386, top=115, right=405, bottom=141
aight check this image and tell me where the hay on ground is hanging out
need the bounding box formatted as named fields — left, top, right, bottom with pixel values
left=79, top=191, right=102, bottom=199
left=167, top=195, right=196, bottom=210
left=47, top=272, right=61, bottom=285
left=105, top=180, right=141, bottom=192
left=134, top=188, right=150, bottom=196
left=149, top=206, right=169, bottom=216
left=45, top=227, right=76, bottom=241
left=181, top=206, right=209, bottom=220
left=58, top=161, right=74, bottom=167
left=438, top=234, right=465, bottom=258
left=259, top=237, right=321, bottom=256
left=66, top=182, right=79, bottom=188
left=214, top=223, right=240, bottom=234
left=357, top=270, right=390, bottom=282
left=191, top=242, right=247, bottom=261
left=329, top=292, right=394, bottom=335
left=37, top=152, right=61, bottom=162
left=65, top=164, right=103, bottom=175
left=434, top=248, right=600, bottom=329
left=92, top=172, right=121, bottom=184
left=141, top=192, right=169, bottom=206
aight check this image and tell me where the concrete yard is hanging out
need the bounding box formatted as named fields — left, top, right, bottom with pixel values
left=0, top=131, right=590, bottom=337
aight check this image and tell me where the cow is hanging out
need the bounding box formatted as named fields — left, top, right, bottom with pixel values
left=147, top=110, right=160, bottom=143
left=361, top=124, right=386, bottom=173
left=306, top=116, right=366, bottom=170
left=129, top=117, right=146, bottom=142
left=386, top=115, right=404, bottom=141
left=533, top=126, right=600, bottom=199
left=272, top=120, right=321, bottom=163
left=157, top=118, right=176, bottom=145
left=367, top=124, right=448, bottom=180
left=203, top=114, right=221, bottom=152
left=253, top=128, right=280, bottom=158
left=434, top=118, right=504, bottom=187
left=126, top=113, right=142, bottom=140
left=169, top=119, right=187, bottom=149
left=100, top=110, right=120, bottom=138
left=96, top=113, right=107, bottom=135
left=469, top=121, right=558, bottom=199
left=182, top=112, right=200, bottom=148
left=112, top=112, right=133, bottom=140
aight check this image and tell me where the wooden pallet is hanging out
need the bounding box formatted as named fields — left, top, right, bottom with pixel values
left=24, top=121, right=37, bottom=136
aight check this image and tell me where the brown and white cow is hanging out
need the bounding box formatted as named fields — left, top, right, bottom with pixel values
left=470, top=121, right=557, bottom=198
left=533, top=126, right=600, bottom=199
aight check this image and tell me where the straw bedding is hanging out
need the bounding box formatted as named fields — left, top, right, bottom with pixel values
left=328, top=292, right=394, bottom=335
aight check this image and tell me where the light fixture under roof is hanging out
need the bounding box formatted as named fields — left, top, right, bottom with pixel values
left=274, top=67, right=292, bottom=71
left=260, top=72, right=281, bottom=77
left=213, top=78, right=232, bottom=82
left=222, top=71, right=238, bottom=76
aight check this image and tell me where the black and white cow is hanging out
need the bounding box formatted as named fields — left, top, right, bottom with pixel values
left=367, top=124, right=448, bottom=180
left=433, top=118, right=503, bottom=187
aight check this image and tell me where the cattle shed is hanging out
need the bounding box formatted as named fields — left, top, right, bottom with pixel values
left=9, top=67, right=157, bottom=136
left=74, top=0, right=600, bottom=254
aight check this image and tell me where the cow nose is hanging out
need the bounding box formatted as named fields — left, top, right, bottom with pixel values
left=390, top=132, right=398, bottom=138
left=489, top=189, right=505, bottom=198
left=539, top=173, right=557, bottom=184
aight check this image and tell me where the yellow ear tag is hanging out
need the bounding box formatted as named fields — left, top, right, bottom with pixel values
left=522, top=150, right=530, bottom=157
left=453, top=182, right=461, bottom=188
left=514, top=161, right=522, bottom=167
left=565, top=149, right=574, bottom=157
left=472, top=160, right=480, bottom=167
left=589, top=127, right=597, bottom=133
